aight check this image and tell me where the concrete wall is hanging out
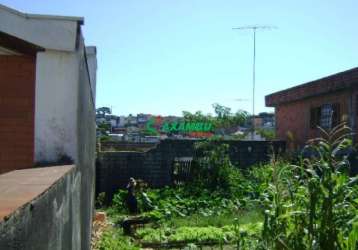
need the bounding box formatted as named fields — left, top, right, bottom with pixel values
left=76, top=32, right=97, bottom=250
left=85, top=46, right=97, bottom=102
left=0, top=167, right=82, bottom=250
left=34, top=50, right=79, bottom=163
left=96, top=139, right=286, bottom=202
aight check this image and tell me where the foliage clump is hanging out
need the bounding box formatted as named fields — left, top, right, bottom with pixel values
left=261, top=123, right=358, bottom=250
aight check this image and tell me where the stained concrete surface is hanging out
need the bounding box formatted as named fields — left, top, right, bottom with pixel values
left=0, top=165, right=74, bottom=221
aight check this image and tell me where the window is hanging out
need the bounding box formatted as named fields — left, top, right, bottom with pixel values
left=320, top=104, right=333, bottom=129
left=310, top=103, right=340, bottom=129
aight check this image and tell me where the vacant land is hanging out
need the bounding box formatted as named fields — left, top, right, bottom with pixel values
left=95, top=124, right=358, bottom=250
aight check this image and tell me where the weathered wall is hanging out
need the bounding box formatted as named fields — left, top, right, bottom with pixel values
left=0, top=167, right=82, bottom=250
left=96, top=139, right=286, bottom=202
left=275, top=89, right=355, bottom=147
left=34, top=50, right=79, bottom=163
left=76, top=33, right=97, bottom=250
left=0, top=55, right=35, bottom=174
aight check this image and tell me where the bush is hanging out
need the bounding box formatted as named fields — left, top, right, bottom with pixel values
left=193, top=140, right=246, bottom=197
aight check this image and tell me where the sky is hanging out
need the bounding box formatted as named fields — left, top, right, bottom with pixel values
left=1, top=0, right=357, bottom=116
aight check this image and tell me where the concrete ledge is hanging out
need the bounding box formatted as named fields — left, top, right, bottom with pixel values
left=0, top=165, right=75, bottom=222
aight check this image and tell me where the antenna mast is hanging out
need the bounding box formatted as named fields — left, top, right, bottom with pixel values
left=232, top=25, right=276, bottom=140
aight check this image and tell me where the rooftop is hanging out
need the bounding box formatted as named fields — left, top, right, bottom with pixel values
left=266, top=67, right=358, bottom=107
left=0, top=4, right=84, bottom=24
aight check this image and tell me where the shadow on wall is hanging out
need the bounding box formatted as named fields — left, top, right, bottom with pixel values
left=36, top=154, right=74, bottom=167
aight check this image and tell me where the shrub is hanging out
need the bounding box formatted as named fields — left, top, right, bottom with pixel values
left=192, top=140, right=246, bottom=197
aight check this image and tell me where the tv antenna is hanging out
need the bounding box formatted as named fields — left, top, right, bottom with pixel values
left=232, top=25, right=277, bottom=139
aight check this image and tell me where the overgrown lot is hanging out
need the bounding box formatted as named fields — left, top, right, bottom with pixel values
left=95, top=124, right=358, bottom=250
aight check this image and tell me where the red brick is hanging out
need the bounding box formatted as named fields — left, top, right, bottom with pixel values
left=274, top=89, right=356, bottom=148
left=0, top=55, right=35, bottom=175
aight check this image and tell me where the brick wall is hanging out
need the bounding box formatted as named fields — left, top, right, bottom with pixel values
left=0, top=55, right=36, bottom=174
left=275, top=89, right=353, bottom=148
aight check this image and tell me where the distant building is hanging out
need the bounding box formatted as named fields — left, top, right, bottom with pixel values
left=137, top=113, right=151, bottom=124
left=127, top=114, right=138, bottom=126
left=266, top=67, right=358, bottom=146
left=246, top=113, right=275, bottom=130
left=258, top=112, right=275, bottom=129
left=118, top=115, right=127, bottom=127
left=253, top=116, right=264, bottom=128
left=108, top=115, right=120, bottom=128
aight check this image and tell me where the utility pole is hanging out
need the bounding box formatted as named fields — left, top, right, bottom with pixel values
left=232, top=25, right=276, bottom=140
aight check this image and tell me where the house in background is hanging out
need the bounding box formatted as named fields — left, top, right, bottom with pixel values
left=251, top=112, right=275, bottom=130
left=0, top=4, right=96, bottom=250
left=266, top=67, right=358, bottom=147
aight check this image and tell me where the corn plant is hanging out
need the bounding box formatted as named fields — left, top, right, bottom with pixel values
left=261, top=123, right=358, bottom=250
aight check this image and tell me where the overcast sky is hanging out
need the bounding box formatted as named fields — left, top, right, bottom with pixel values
left=2, top=0, right=357, bottom=116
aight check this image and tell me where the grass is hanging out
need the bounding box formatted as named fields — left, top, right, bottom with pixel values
left=97, top=208, right=263, bottom=249
left=135, top=209, right=263, bottom=248
left=165, top=209, right=262, bottom=228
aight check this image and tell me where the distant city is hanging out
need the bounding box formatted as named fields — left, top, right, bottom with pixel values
left=96, top=106, right=275, bottom=143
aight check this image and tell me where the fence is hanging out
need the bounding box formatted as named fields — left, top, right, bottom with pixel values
left=96, top=139, right=286, bottom=203
left=172, top=157, right=193, bottom=185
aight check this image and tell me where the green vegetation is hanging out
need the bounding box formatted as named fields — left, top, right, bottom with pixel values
left=96, top=229, right=139, bottom=250
left=183, top=103, right=249, bottom=136
left=97, top=123, right=357, bottom=249
left=255, top=128, right=276, bottom=140
left=261, top=123, right=358, bottom=250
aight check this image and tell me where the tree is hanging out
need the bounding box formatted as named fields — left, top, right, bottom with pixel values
left=182, top=111, right=213, bottom=123
left=96, top=107, right=111, bottom=115
left=212, top=103, right=231, bottom=119
left=212, top=104, right=249, bottom=132
left=182, top=104, right=249, bottom=136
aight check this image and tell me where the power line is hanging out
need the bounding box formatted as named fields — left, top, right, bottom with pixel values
left=232, top=25, right=277, bottom=140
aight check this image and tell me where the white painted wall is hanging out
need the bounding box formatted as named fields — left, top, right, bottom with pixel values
left=35, top=50, right=79, bottom=163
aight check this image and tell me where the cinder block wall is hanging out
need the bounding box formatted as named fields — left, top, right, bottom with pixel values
left=0, top=55, right=35, bottom=174
left=96, top=139, right=286, bottom=202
